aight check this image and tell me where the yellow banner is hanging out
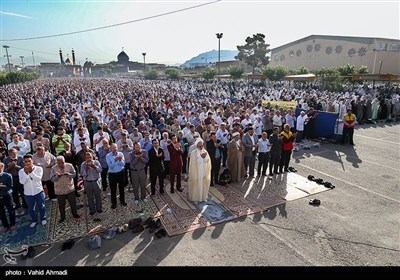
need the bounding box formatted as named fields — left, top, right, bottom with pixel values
left=262, top=100, right=297, bottom=110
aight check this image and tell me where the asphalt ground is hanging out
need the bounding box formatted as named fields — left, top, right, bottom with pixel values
left=1, top=122, right=399, bottom=268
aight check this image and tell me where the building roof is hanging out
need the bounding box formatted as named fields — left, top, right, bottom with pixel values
left=271, top=35, right=400, bottom=53
left=117, top=50, right=129, bottom=63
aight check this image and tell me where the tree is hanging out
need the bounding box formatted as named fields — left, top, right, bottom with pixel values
left=228, top=65, right=244, bottom=79
left=261, top=65, right=288, bottom=81
left=357, top=65, right=368, bottom=74
left=202, top=68, right=216, bottom=81
left=145, top=70, right=158, bottom=80
left=235, top=33, right=270, bottom=73
left=293, top=66, right=310, bottom=75
left=165, top=68, right=180, bottom=79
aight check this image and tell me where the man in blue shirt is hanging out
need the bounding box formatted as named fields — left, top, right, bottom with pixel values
left=106, top=143, right=126, bottom=209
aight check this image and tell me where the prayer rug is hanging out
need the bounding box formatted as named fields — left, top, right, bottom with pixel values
left=0, top=203, right=51, bottom=253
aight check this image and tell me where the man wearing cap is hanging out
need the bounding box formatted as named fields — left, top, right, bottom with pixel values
left=296, top=111, right=307, bottom=143
left=188, top=138, right=211, bottom=203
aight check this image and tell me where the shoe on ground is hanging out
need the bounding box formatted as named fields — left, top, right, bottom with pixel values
left=309, top=199, right=321, bottom=206
left=143, top=198, right=148, bottom=203
left=73, top=214, right=80, bottom=219
left=41, top=220, right=47, bottom=226
left=51, top=198, right=58, bottom=202
left=134, top=200, right=139, bottom=205
left=30, top=222, right=37, bottom=228
left=59, top=218, right=65, bottom=223
left=121, top=202, right=127, bottom=206
left=10, top=225, right=17, bottom=231
left=111, top=205, right=116, bottom=209
left=75, top=193, right=81, bottom=197
left=89, top=211, right=96, bottom=215
left=97, top=210, right=103, bottom=213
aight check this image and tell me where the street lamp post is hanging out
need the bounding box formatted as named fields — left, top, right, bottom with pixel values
left=2, top=45, right=12, bottom=73
left=20, top=56, right=25, bottom=68
left=142, top=52, right=146, bottom=73
left=216, top=33, right=223, bottom=75
left=32, top=51, right=36, bottom=68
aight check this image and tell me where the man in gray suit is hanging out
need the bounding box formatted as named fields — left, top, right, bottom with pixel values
left=242, top=126, right=258, bottom=177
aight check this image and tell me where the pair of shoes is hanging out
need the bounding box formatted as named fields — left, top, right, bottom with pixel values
left=10, top=225, right=17, bottom=231
left=324, top=182, right=335, bottom=189
left=155, top=228, right=167, bottom=238
left=41, top=220, right=47, bottom=226
left=0, top=227, right=9, bottom=233
left=30, top=222, right=37, bottom=228
left=309, top=199, right=321, bottom=206
left=121, top=202, right=127, bottom=206
left=73, top=214, right=80, bottom=219
left=170, top=189, right=175, bottom=194
left=111, top=205, right=116, bottom=209
left=59, top=218, right=65, bottom=223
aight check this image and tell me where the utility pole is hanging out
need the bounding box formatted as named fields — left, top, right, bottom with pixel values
left=142, top=52, right=146, bottom=74
left=2, top=45, right=12, bottom=73
left=216, top=33, right=223, bottom=75
left=20, top=56, right=25, bottom=68
left=32, top=51, right=36, bottom=68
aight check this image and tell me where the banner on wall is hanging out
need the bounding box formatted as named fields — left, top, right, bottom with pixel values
left=262, top=100, right=297, bottom=110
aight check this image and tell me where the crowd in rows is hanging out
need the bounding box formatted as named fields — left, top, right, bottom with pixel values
left=0, top=78, right=399, bottom=233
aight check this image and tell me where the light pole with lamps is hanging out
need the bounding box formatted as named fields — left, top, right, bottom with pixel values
left=32, top=51, right=36, bottom=68
left=216, top=33, right=223, bottom=75
left=142, top=52, right=146, bottom=73
left=20, top=56, right=25, bottom=68
left=3, top=45, right=12, bottom=73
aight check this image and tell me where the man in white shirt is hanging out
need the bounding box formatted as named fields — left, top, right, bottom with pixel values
left=19, top=154, right=47, bottom=228
left=296, top=111, right=307, bottom=142
left=8, top=133, right=28, bottom=158
left=93, top=126, right=110, bottom=152
left=257, top=132, right=271, bottom=176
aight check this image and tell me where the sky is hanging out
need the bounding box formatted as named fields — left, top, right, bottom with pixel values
left=0, top=0, right=399, bottom=66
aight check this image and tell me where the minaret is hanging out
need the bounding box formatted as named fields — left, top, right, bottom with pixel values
left=59, top=49, right=64, bottom=65
left=72, top=49, right=76, bottom=65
